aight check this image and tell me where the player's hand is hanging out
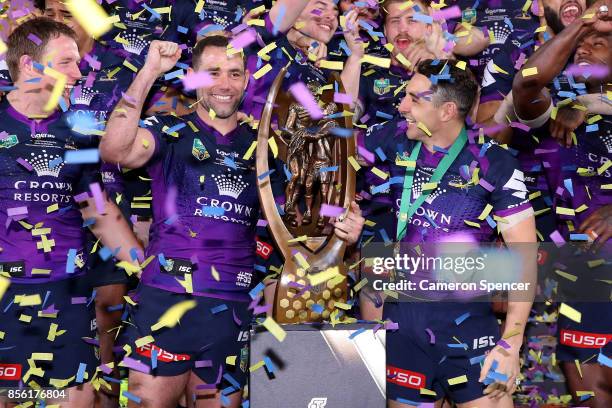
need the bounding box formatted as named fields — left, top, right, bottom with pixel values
left=333, top=201, right=365, bottom=245
left=583, top=0, right=612, bottom=33
left=143, top=40, right=182, bottom=78
left=479, top=344, right=521, bottom=399
left=404, top=40, right=435, bottom=71
left=549, top=106, right=587, bottom=148
left=579, top=204, right=612, bottom=251
left=343, top=9, right=365, bottom=58
left=424, top=18, right=452, bottom=59
left=312, top=42, right=329, bottom=68
left=243, top=6, right=266, bottom=26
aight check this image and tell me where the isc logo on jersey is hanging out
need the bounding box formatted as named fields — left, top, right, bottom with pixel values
left=387, top=365, right=426, bottom=389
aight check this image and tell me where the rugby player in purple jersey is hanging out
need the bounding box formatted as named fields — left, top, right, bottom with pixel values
left=0, top=18, right=141, bottom=406
left=99, top=36, right=364, bottom=407
left=513, top=1, right=612, bottom=405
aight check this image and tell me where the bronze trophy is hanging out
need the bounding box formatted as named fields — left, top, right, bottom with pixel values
left=256, top=68, right=356, bottom=324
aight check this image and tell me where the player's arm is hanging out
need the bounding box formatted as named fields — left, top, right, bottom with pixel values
left=340, top=10, right=364, bottom=105
left=100, top=41, right=181, bottom=169
left=80, top=194, right=143, bottom=265
left=270, top=0, right=311, bottom=32
left=512, top=10, right=596, bottom=121
left=479, top=212, right=537, bottom=397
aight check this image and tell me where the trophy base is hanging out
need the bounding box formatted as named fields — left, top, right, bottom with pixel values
left=273, top=237, right=349, bottom=324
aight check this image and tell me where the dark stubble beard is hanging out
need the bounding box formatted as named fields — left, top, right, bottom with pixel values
left=544, top=6, right=566, bottom=35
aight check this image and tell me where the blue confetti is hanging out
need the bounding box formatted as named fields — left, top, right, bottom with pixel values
left=211, top=304, right=228, bottom=314
left=76, top=363, right=86, bottom=383
left=64, top=149, right=99, bottom=164
left=66, top=249, right=77, bottom=274
left=202, top=206, right=225, bottom=216
left=455, top=312, right=470, bottom=325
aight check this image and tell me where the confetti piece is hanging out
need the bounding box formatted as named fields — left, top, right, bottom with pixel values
left=448, top=375, right=468, bottom=385
left=65, top=0, right=112, bottom=37
left=361, top=55, right=391, bottom=68
left=262, top=316, right=286, bottom=342
left=320, top=204, right=345, bottom=217
left=0, top=277, right=9, bottom=301
left=308, top=266, right=339, bottom=286
left=455, top=312, right=470, bottom=325
left=151, top=300, right=196, bottom=331
left=288, top=82, right=324, bottom=119
left=253, top=64, right=272, bottom=79
left=64, top=149, right=99, bottom=164
left=559, top=303, right=581, bottom=323
left=521, top=67, right=538, bottom=77
left=182, top=71, right=213, bottom=91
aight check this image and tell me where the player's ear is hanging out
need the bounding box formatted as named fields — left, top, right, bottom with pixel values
left=243, top=69, right=250, bottom=91
left=440, top=101, right=458, bottom=122
left=19, top=55, right=36, bottom=79
left=186, top=66, right=195, bottom=75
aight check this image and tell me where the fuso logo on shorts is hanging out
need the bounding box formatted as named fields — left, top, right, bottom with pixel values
left=387, top=365, right=426, bottom=389
left=256, top=238, right=273, bottom=260
left=0, top=364, right=22, bottom=380
left=560, top=330, right=612, bottom=349
left=136, top=344, right=191, bottom=362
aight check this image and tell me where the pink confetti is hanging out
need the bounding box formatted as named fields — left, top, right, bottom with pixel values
left=0, top=131, right=9, bottom=140
left=121, top=357, right=151, bottom=374
left=7, top=207, right=28, bottom=217
left=84, top=54, right=101, bottom=71
left=85, top=71, right=97, bottom=88
left=288, top=82, right=324, bottom=119
left=479, top=179, right=495, bottom=192
left=333, top=92, right=353, bottom=105
left=229, top=29, right=257, bottom=50
left=164, top=185, right=177, bottom=219
left=432, top=5, right=461, bottom=21
left=497, top=339, right=511, bottom=349
left=320, top=204, right=345, bottom=217
left=121, top=92, right=137, bottom=105
left=565, top=64, right=610, bottom=79
left=257, top=219, right=269, bottom=227
left=99, top=364, right=113, bottom=375
left=182, top=71, right=213, bottom=91
left=27, top=33, right=42, bottom=46
left=89, top=182, right=106, bottom=214
left=17, top=158, right=33, bottom=171
left=510, top=122, right=530, bottom=132
left=74, top=192, right=90, bottom=203
left=549, top=230, right=566, bottom=247
left=195, top=360, right=213, bottom=368
left=71, top=297, right=88, bottom=304
left=358, top=145, right=375, bottom=163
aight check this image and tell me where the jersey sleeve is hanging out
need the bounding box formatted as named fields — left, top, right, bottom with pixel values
left=483, top=143, right=531, bottom=217
left=141, top=114, right=175, bottom=166
left=73, top=137, right=104, bottom=196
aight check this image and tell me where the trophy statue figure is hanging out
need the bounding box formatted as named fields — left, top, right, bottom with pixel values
left=283, top=96, right=338, bottom=230
left=256, top=69, right=356, bottom=323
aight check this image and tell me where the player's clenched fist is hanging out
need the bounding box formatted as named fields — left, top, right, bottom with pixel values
left=143, top=40, right=182, bottom=77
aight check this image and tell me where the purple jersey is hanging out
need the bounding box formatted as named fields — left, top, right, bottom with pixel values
left=243, top=14, right=332, bottom=119
left=139, top=113, right=260, bottom=300
left=366, top=118, right=531, bottom=243
left=0, top=101, right=101, bottom=283
left=553, top=117, right=612, bottom=238
left=359, top=65, right=411, bottom=127
left=447, top=0, right=539, bottom=81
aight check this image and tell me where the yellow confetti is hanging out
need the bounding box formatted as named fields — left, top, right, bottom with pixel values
left=262, top=316, right=287, bottom=342
left=195, top=0, right=205, bottom=13
left=253, top=64, right=272, bottom=79
left=478, top=204, right=493, bottom=220
left=464, top=220, right=481, bottom=228
left=493, top=63, right=510, bottom=75
left=574, top=359, right=583, bottom=378
left=455, top=60, right=467, bottom=70
left=135, top=335, right=155, bottom=348
left=17, top=294, right=42, bottom=307
left=268, top=136, right=278, bottom=158
left=0, top=276, right=9, bottom=301
left=420, top=388, right=437, bottom=396
left=348, top=156, right=361, bottom=171
left=0, top=39, right=7, bottom=55
left=308, top=266, right=339, bottom=286
left=559, top=303, right=582, bottom=323
left=225, top=355, right=237, bottom=365
left=371, top=167, right=389, bottom=180
left=319, top=60, right=344, bottom=70
left=65, top=0, right=113, bottom=38
left=554, top=270, right=577, bottom=282
left=361, top=55, right=391, bottom=68
left=211, top=266, right=220, bottom=281
left=243, top=141, right=257, bottom=160
left=422, top=182, right=438, bottom=191
left=417, top=122, right=432, bottom=136
left=294, top=252, right=310, bottom=269
left=151, top=300, right=196, bottom=331
left=597, top=160, right=611, bottom=176
left=19, top=314, right=32, bottom=323
left=250, top=361, right=265, bottom=371
left=448, top=375, right=468, bottom=385
left=333, top=302, right=351, bottom=310
left=31, top=268, right=51, bottom=276
left=123, top=295, right=137, bottom=306
left=556, top=207, right=575, bottom=216
left=288, top=235, right=308, bottom=243
left=42, top=67, right=66, bottom=112
left=521, top=67, right=538, bottom=77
